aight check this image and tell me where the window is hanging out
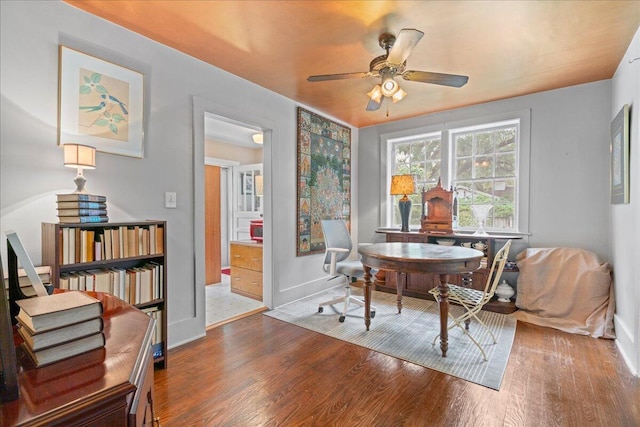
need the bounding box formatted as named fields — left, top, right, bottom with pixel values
left=389, top=133, right=441, bottom=227
left=385, top=111, right=529, bottom=234
left=451, top=120, right=519, bottom=232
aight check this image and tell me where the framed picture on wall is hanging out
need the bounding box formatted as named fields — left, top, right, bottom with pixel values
left=58, top=46, right=145, bottom=158
left=296, top=107, right=351, bottom=256
left=610, top=104, right=630, bottom=204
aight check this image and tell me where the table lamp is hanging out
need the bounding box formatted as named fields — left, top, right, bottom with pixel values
left=390, top=174, right=415, bottom=232
left=63, top=143, right=95, bottom=193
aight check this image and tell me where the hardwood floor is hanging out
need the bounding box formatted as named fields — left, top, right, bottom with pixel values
left=154, top=314, right=639, bottom=426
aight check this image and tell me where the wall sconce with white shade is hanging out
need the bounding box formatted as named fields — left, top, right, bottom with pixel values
left=390, top=174, right=415, bottom=232
left=63, top=143, right=96, bottom=194
left=252, top=133, right=263, bottom=144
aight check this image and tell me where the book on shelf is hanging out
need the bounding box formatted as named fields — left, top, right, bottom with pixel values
left=57, top=208, right=108, bottom=217
left=21, top=332, right=105, bottom=367
left=4, top=266, right=51, bottom=298
left=15, top=291, right=103, bottom=333
left=56, top=201, right=107, bottom=210
left=56, top=193, right=107, bottom=203
left=17, top=317, right=104, bottom=351
left=59, top=216, right=109, bottom=224
left=142, top=307, right=164, bottom=358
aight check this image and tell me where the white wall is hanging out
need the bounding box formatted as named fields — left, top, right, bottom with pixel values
left=610, top=26, right=639, bottom=376
left=358, top=81, right=612, bottom=261
left=205, top=139, right=263, bottom=164
left=0, top=1, right=357, bottom=348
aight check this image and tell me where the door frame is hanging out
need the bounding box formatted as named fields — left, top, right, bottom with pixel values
left=193, top=96, right=274, bottom=333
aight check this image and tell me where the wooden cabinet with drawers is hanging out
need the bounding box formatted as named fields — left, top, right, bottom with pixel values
left=230, top=241, right=263, bottom=301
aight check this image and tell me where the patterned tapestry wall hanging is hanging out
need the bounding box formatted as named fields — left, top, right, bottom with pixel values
left=296, top=107, right=351, bottom=256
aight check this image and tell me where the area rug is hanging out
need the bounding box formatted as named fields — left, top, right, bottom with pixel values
left=221, top=268, right=231, bottom=275
left=264, top=287, right=516, bottom=390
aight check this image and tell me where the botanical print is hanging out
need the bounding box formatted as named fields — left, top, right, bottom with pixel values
left=78, top=68, right=129, bottom=141
left=59, top=46, right=144, bottom=158
left=296, top=107, right=351, bottom=256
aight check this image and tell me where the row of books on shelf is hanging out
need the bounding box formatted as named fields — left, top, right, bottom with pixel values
left=57, top=193, right=109, bottom=224
left=142, top=306, right=164, bottom=359
left=15, top=291, right=105, bottom=367
left=60, top=223, right=164, bottom=265
left=60, top=262, right=163, bottom=305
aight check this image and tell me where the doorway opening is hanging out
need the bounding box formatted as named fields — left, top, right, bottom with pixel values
left=203, top=114, right=267, bottom=328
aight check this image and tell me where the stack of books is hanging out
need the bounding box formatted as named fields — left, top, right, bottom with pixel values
left=15, top=291, right=105, bottom=367
left=56, top=193, right=108, bottom=224
left=3, top=266, right=51, bottom=298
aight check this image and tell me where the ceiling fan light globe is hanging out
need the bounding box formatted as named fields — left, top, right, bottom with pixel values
left=367, top=84, right=383, bottom=103
left=381, top=78, right=398, bottom=96
left=392, top=88, right=407, bottom=103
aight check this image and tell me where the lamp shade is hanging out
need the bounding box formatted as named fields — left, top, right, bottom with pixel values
left=390, top=175, right=415, bottom=196
left=64, top=144, right=95, bottom=169
left=255, top=175, right=264, bottom=196
left=252, top=133, right=263, bottom=144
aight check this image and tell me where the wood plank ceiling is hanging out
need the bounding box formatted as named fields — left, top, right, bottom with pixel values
left=66, top=1, right=640, bottom=128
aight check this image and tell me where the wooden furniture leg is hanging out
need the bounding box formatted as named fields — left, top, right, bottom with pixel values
left=363, top=265, right=372, bottom=331
left=395, top=272, right=405, bottom=313
left=462, top=271, right=472, bottom=330
left=438, top=273, right=450, bottom=357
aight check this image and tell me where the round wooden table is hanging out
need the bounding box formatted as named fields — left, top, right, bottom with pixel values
left=358, top=242, right=483, bottom=357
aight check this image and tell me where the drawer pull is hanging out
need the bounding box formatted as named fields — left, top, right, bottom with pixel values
left=234, top=277, right=240, bottom=280
left=251, top=258, right=260, bottom=261
left=252, top=282, right=258, bottom=285
left=234, top=254, right=241, bottom=258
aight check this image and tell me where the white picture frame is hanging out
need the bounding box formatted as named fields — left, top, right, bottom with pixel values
left=58, top=45, right=145, bottom=158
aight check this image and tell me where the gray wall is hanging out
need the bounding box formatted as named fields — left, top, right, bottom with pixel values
left=610, top=26, right=639, bottom=375
left=358, top=81, right=611, bottom=261
left=0, top=1, right=357, bottom=348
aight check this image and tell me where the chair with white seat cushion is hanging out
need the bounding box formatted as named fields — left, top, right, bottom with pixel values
left=429, top=240, right=512, bottom=360
left=317, top=220, right=376, bottom=322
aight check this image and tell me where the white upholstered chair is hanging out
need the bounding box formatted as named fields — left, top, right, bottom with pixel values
left=429, top=240, right=512, bottom=360
left=317, top=220, right=376, bottom=322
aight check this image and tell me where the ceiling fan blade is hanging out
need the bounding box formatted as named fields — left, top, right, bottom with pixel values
left=307, top=72, right=372, bottom=82
left=387, top=29, right=424, bottom=65
left=402, top=70, right=469, bottom=88
left=366, top=98, right=382, bottom=111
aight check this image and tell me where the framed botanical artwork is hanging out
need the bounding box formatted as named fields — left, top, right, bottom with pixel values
left=610, top=104, right=630, bottom=204
left=296, top=107, right=351, bottom=256
left=58, top=46, right=145, bottom=158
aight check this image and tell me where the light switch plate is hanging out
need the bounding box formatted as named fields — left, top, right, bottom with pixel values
left=165, top=192, right=177, bottom=208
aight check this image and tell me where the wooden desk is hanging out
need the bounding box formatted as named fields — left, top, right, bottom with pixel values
left=1, top=292, right=156, bottom=427
left=358, top=242, right=483, bottom=357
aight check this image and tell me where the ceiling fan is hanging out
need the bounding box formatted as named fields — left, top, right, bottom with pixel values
left=307, top=29, right=469, bottom=111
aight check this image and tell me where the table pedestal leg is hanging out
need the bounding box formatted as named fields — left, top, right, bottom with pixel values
left=363, top=265, right=372, bottom=331
left=395, top=272, right=405, bottom=313
left=438, top=273, right=450, bottom=357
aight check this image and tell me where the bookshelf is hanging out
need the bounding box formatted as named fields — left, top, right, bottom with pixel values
left=41, top=220, right=168, bottom=368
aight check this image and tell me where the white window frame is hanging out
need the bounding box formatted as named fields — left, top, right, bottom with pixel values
left=380, top=109, right=531, bottom=234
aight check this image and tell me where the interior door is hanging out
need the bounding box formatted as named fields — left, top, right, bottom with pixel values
left=205, top=165, right=221, bottom=285
left=232, top=163, right=263, bottom=241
